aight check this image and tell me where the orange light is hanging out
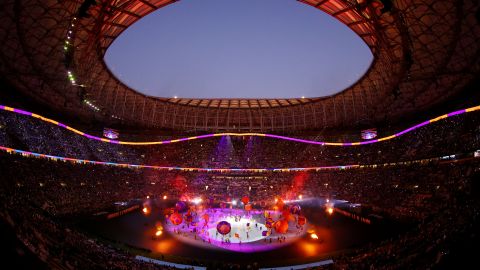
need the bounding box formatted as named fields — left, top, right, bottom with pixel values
left=310, top=233, right=319, bottom=240
left=327, top=207, right=334, bottom=215
left=146, top=195, right=150, bottom=199
left=155, top=230, right=162, bottom=237
left=142, top=207, right=149, bottom=214
left=163, top=195, right=167, bottom=200
left=298, top=195, right=303, bottom=199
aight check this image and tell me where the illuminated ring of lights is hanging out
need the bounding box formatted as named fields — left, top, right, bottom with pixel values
left=1, top=104, right=479, bottom=146
left=1, top=145, right=477, bottom=173
left=1, top=145, right=477, bottom=172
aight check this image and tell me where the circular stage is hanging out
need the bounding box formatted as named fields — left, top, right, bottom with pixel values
left=165, top=208, right=306, bottom=252
left=78, top=199, right=405, bottom=267
left=206, top=215, right=268, bottom=244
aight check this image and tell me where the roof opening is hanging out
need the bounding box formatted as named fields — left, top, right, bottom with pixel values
left=105, top=0, right=372, bottom=99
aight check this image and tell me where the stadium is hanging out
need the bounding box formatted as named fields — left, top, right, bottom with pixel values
left=0, top=0, right=479, bottom=269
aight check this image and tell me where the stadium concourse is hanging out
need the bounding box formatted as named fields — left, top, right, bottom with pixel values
left=1, top=0, right=480, bottom=269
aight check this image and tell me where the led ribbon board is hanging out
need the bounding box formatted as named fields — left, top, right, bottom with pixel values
left=0, top=104, right=479, bottom=146
left=0, top=145, right=477, bottom=173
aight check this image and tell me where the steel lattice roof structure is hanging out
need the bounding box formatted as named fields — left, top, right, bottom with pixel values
left=0, top=0, right=479, bottom=132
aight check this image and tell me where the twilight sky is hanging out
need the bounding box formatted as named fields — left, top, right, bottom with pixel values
left=105, top=0, right=372, bottom=99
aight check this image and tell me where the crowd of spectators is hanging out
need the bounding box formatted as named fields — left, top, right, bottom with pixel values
left=1, top=109, right=479, bottom=169
left=0, top=111, right=144, bottom=163
left=0, top=108, right=479, bottom=269
left=332, top=162, right=480, bottom=269
left=1, top=153, right=478, bottom=269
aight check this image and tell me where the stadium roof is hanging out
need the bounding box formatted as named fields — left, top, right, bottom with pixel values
left=0, top=0, right=478, bottom=131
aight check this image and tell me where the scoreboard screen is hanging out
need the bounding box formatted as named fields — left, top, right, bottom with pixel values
left=103, top=128, right=119, bottom=139
left=361, top=128, right=377, bottom=140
